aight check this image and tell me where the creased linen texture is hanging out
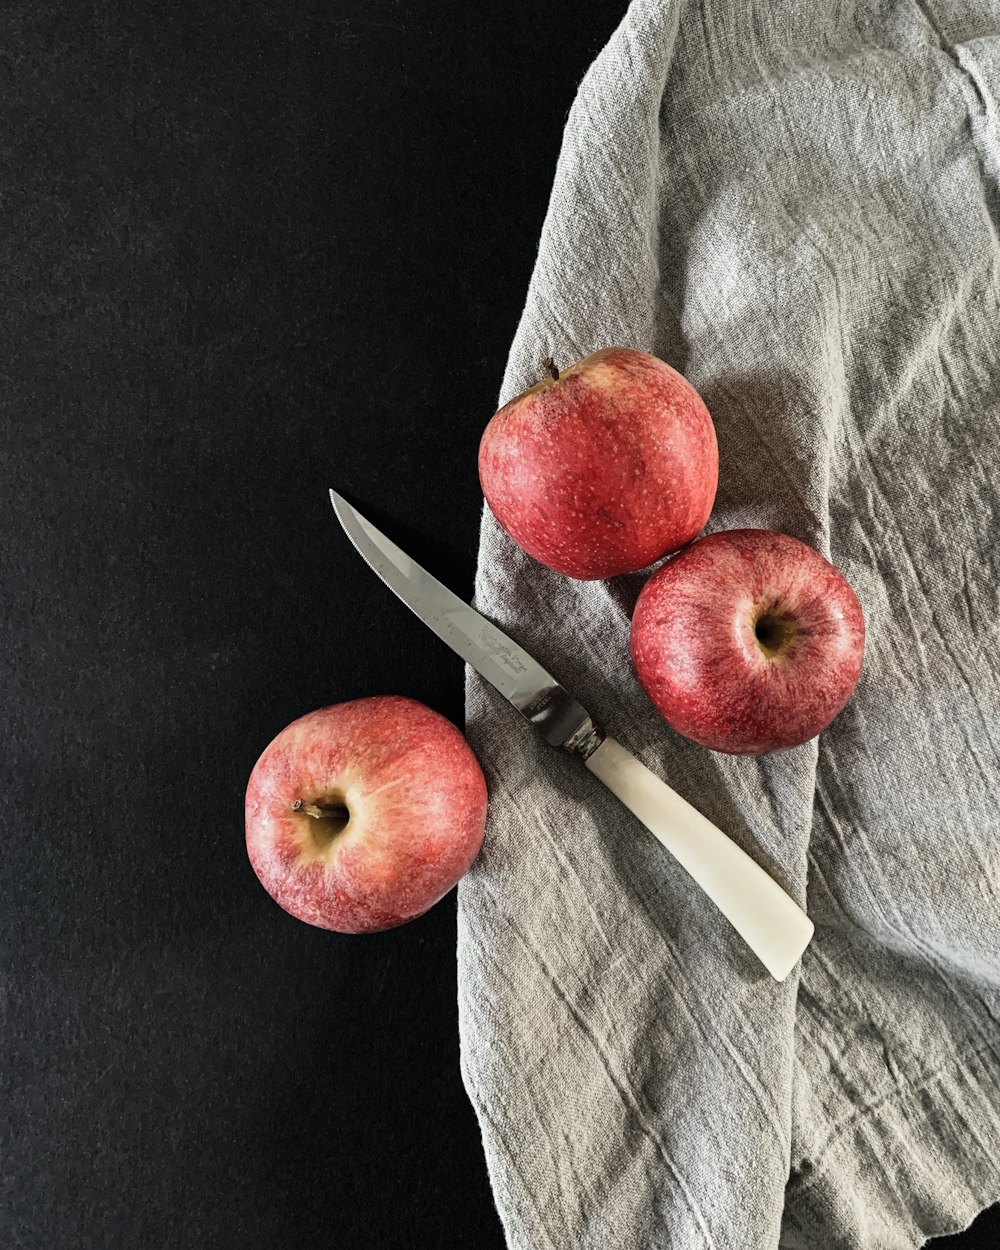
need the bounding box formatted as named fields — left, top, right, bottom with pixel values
left=458, top=2, right=1000, bottom=1248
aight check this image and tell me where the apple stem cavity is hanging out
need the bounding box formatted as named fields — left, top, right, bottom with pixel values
left=292, top=798, right=350, bottom=825
left=753, top=611, right=796, bottom=658
left=543, top=356, right=560, bottom=382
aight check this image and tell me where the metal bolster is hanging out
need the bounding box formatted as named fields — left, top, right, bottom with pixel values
left=513, top=685, right=605, bottom=761
left=562, top=715, right=604, bottom=762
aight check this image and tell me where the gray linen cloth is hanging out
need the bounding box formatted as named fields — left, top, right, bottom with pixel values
left=458, top=1, right=1000, bottom=1247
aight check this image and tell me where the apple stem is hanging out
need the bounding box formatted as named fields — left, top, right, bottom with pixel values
left=543, top=356, right=560, bottom=382
left=292, top=799, right=348, bottom=821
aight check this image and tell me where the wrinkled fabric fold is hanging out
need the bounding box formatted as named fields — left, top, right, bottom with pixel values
left=459, top=2, right=1000, bottom=1247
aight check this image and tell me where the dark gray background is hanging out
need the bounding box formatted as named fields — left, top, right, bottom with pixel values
left=2, top=2, right=996, bottom=1246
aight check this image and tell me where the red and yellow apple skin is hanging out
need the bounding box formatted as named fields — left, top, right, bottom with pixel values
left=245, top=696, right=488, bottom=933
left=478, top=347, right=718, bottom=580
left=630, top=529, right=865, bottom=755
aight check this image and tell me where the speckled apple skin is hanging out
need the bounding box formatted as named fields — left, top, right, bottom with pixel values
left=630, top=529, right=865, bottom=754
left=245, top=696, right=488, bottom=933
left=478, top=347, right=718, bottom=580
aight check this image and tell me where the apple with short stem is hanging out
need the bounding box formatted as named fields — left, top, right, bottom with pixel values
left=630, top=529, right=865, bottom=754
left=245, top=696, right=488, bottom=932
left=479, top=346, right=718, bottom=580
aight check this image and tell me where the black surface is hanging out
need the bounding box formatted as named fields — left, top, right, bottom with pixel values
left=3, top=3, right=997, bottom=1247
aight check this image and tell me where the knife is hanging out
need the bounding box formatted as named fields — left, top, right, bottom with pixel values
left=329, top=490, right=814, bottom=981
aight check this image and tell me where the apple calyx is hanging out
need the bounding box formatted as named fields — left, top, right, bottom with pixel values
left=543, top=356, right=560, bottom=382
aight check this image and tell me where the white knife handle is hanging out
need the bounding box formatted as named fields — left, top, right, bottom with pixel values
left=584, top=737, right=814, bottom=981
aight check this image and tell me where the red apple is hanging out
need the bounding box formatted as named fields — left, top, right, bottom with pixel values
left=478, top=347, right=718, bottom=580
left=630, top=529, right=865, bottom=754
left=245, top=696, right=488, bottom=932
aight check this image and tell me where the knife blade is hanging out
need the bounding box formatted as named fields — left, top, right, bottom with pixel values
left=329, top=490, right=814, bottom=981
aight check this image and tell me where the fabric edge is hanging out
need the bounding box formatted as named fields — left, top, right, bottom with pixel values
left=781, top=1042, right=1000, bottom=1248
